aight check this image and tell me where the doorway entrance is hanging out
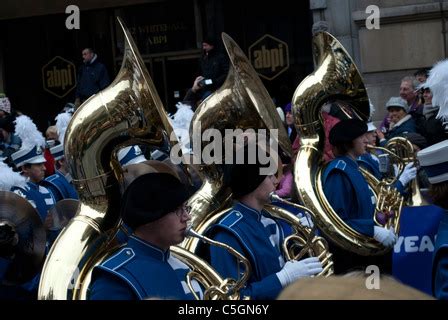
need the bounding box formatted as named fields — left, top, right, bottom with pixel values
left=144, top=52, right=201, bottom=115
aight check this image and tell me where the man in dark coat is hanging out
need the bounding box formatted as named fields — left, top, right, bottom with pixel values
left=75, top=48, right=110, bottom=107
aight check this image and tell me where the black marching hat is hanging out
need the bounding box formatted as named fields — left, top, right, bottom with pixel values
left=225, top=143, right=275, bottom=198
left=121, top=172, right=193, bottom=229
left=329, top=119, right=367, bottom=146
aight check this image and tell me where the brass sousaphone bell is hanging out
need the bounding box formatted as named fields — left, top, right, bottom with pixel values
left=39, top=19, right=251, bottom=300
left=39, top=17, right=184, bottom=300
left=183, top=32, right=292, bottom=252
left=183, top=33, right=333, bottom=277
left=292, top=32, right=402, bottom=256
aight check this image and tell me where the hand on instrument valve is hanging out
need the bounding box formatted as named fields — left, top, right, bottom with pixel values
left=373, top=226, right=397, bottom=247
left=298, top=212, right=314, bottom=228
left=276, top=257, right=323, bottom=287
left=0, top=223, right=19, bottom=259
left=398, top=162, right=417, bottom=187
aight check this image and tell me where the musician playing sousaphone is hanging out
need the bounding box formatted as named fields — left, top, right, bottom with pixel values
left=89, top=171, right=202, bottom=300
left=200, top=138, right=323, bottom=300
left=322, top=119, right=398, bottom=274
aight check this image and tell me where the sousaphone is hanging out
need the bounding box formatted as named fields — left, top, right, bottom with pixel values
left=292, top=32, right=402, bottom=255
left=183, top=32, right=291, bottom=252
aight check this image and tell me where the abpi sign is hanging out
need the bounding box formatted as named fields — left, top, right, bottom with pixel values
left=248, top=34, right=289, bottom=80
left=42, top=56, right=76, bottom=98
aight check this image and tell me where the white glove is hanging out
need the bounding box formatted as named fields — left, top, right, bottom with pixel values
left=373, top=226, right=397, bottom=247
left=297, top=213, right=314, bottom=228
left=276, top=257, right=323, bottom=287
left=393, top=164, right=399, bottom=176
left=398, top=162, right=417, bottom=186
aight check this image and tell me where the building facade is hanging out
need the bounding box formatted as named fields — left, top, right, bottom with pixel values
left=0, top=0, right=312, bottom=131
left=311, top=0, right=448, bottom=122
left=0, top=0, right=446, bottom=130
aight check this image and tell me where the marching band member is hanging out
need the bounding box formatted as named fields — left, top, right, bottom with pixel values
left=89, top=172, right=203, bottom=300
left=417, top=140, right=448, bottom=299
left=323, top=119, right=397, bottom=273
left=114, top=145, right=149, bottom=244
left=117, top=145, right=147, bottom=167
left=46, top=144, right=78, bottom=200
left=357, top=121, right=417, bottom=195
left=10, top=116, right=55, bottom=221
left=357, top=122, right=382, bottom=178
left=202, top=143, right=322, bottom=300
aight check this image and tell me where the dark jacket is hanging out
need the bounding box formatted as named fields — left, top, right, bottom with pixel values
left=417, top=106, right=448, bottom=146
left=199, top=49, right=229, bottom=92
left=383, top=115, right=416, bottom=143
left=76, top=56, right=110, bottom=101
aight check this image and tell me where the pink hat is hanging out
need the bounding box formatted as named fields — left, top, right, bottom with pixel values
left=0, top=94, right=11, bottom=114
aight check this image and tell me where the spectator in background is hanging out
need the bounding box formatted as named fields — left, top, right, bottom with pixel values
left=283, top=103, right=297, bottom=144
left=75, top=48, right=110, bottom=108
left=416, top=85, right=448, bottom=146
left=281, top=102, right=302, bottom=160
left=414, top=68, right=429, bottom=83
left=0, top=94, right=11, bottom=119
left=381, top=76, right=424, bottom=132
left=400, top=76, right=423, bottom=116
left=275, top=156, right=293, bottom=199
left=184, top=37, right=229, bottom=106
left=0, top=116, right=21, bottom=162
left=377, top=97, right=416, bottom=145
left=45, top=126, right=58, bottom=146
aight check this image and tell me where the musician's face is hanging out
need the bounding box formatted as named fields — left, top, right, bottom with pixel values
left=366, top=131, right=377, bottom=145
left=388, top=107, right=407, bottom=124
left=141, top=202, right=191, bottom=250
left=351, top=134, right=368, bottom=157
left=254, top=174, right=279, bottom=204
left=23, top=163, right=46, bottom=183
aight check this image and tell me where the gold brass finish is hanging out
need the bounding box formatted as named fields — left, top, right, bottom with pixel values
left=268, top=193, right=334, bottom=276
left=182, top=33, right=333, bottom=289
left=184, top=32, right=291, bottom=252
left=185, top=227, right=251, bottom=300
left=386, top=137, right=428, bottom=207
left=292, top=32, right=400, bottom=256
left=45, top=199, right=80, bottom=231
left=38, top=17, right=180, bottom=300
left=359, top=167, right=403, bottom=233
left=39, top=20, right=254, bottom=300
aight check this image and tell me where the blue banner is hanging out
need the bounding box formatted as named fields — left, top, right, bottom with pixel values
left=393, top=205, right=445, bottom=294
